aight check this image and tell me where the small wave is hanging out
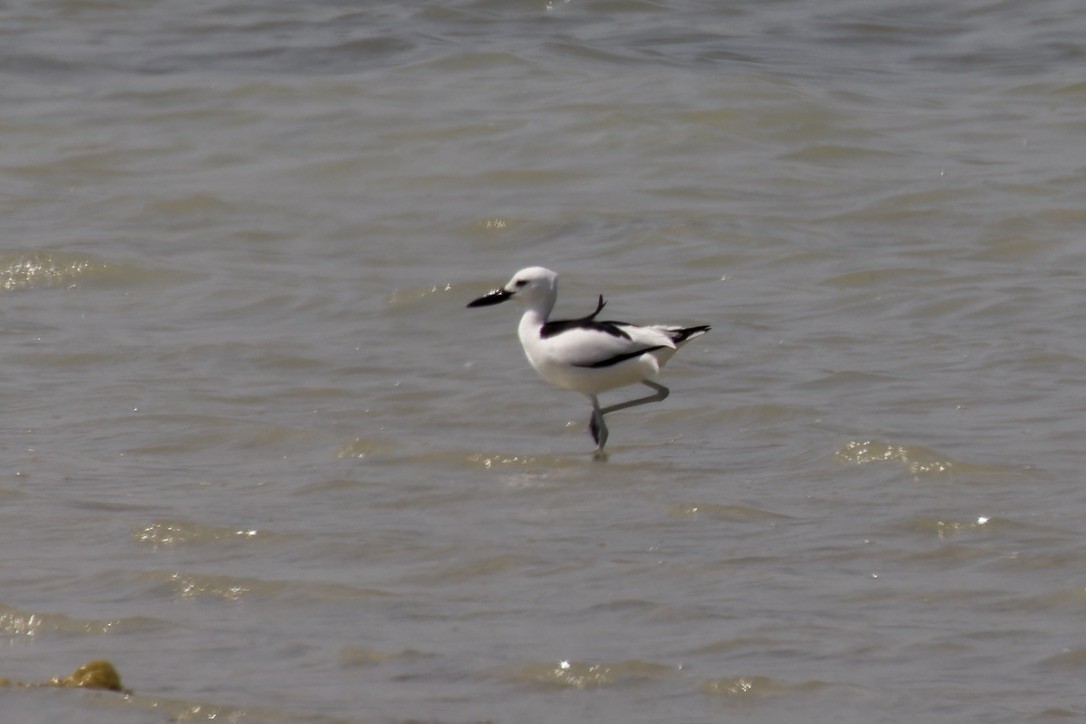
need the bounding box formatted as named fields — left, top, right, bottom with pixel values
left=0, top=603, right=161, bottom=638
left=701, top=674, right=834, bottom=697
left=132, top=519, right=267, bottom=549
left=136, top=569, right=387, bottom=604
left=334, top=435, right=401, bottom=460
left=0, top=251, right=106, bottom=291
left=889, top=513, right=998, bottom=540
left=835, top=439, right=956, bottom=476
left=337, top=646, right=430, bottom=668
left=0, top=250, right=181, bottom=291
left=510, top=658, right=678, bottom=690
left=384, top=281, right=455, bottom=313
left=670, top=502, right=792, bottom=522
left=1038, top=646, right=1086, bottom=670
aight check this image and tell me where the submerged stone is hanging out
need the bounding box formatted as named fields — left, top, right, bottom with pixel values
left=50, top=659, right=125, bottom=692
left=1, top=659, right=127, bottom=693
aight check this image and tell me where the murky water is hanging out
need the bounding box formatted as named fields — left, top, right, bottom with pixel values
left=3, top=1, right=1086, bottom=722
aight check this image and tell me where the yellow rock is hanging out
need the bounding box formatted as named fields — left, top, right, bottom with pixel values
left=49, top=660, right=124, bottom=692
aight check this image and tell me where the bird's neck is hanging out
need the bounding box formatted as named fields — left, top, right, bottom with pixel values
left=518, top=305, right=548, bottom=340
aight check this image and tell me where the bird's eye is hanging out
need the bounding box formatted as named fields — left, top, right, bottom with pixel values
left=514, top=279, right=529, bottom=288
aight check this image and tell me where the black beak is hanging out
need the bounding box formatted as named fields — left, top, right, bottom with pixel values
left=467, top=287, right=513, bottom=308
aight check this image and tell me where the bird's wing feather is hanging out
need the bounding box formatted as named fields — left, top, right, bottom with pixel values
left=542, top=323, right=676, bottom=368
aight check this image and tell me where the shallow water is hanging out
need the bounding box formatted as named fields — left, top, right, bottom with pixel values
left=3, top=1, right=1086, bottom=722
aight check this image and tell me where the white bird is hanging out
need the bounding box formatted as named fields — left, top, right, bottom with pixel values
left=467, top=266, right=710, bottom=455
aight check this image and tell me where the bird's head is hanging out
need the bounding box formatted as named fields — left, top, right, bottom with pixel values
left=467, top=267, right=558, bottom=313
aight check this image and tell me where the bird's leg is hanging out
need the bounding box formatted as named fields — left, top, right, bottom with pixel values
left=588, top=395, right=608, bottom=451
left=587, top=382, right=669, bottom=457
left=599, top=380, right=670, bottom=417
left=591, top=408, right=609, bottom=462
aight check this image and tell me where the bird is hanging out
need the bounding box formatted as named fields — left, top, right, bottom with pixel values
left=467, top=266, right=710, bottom=456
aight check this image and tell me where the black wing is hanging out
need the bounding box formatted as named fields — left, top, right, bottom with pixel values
left=573, top=345, right=668, bottom=368
left=540, top=295, right=633, bottom=341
